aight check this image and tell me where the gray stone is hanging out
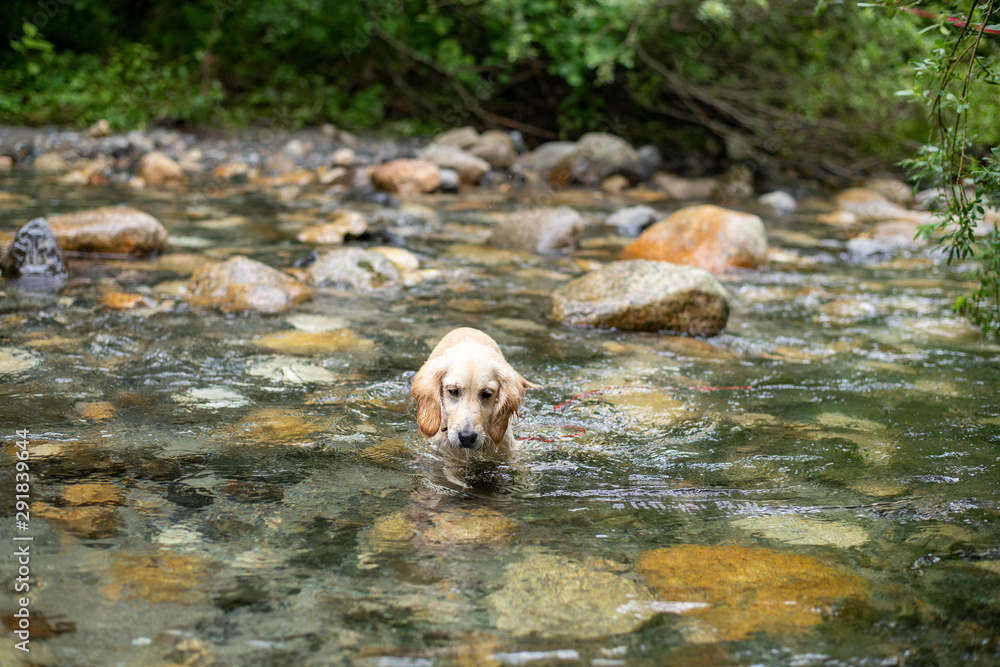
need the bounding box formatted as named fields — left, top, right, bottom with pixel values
left=468, top=131, right=517, bottom=169
left=185, top=256, right=312, bottom=314
left=549, top=132, right=642, bottom=185
left=513, top=141, right=578, bottom=176
left=759, top=190, right=797, bottom=214
left=438, top=168, right=461, bottom=193
left=637, top=144, right=662, bottom=180
left=419, top=143, right=490, bottom=184
left=490, top=206, right=584, bottom=255
left=305, top=247, right=402, bottom=290
left=551, top=260, right=730, bottom=335
left=433, top=126, right=480, bottom=149
left=605, top=205, right=658, bottom=236
left=486, top=553, right=656, bottom=639
left=1, top=218, right=68, bottom=291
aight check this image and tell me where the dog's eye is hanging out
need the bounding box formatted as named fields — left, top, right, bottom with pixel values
left=447, top=388, right=461, bottom=397
left=480, top=390, right=493, bottom=401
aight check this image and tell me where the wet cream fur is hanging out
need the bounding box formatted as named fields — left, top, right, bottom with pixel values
left=412, top=328, right=538, bottom=456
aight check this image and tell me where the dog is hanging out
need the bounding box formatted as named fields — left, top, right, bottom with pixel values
left=412, top=327, right=538, bottom=457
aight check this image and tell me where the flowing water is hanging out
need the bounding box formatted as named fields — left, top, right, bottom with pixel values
left=1, top=172, right=999, bottom=666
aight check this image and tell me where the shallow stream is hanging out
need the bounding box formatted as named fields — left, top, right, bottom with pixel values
left=1, top=172, right=999, bottom=665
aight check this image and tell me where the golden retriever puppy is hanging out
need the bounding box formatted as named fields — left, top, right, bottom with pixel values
left=412, top=327, right=538, bottom=456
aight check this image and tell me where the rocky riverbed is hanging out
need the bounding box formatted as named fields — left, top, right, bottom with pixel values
left=1, top=122, right=999, bottom=666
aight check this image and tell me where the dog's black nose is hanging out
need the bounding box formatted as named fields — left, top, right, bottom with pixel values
left=457, top=429, right=479, bottom=448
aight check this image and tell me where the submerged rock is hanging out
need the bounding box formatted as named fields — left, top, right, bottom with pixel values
left=0, top=347, right=41, bottom=374
left=489, top=206, right=584, bottom=255
left=550, top=260, right=730, bottom=335
left=370, top=159, right=441, bottom=195
left=107, top=553, right=210, bottom=605
left=304, top=247, right=402, bottom=290
left=486, top=553, right=656, bottom=639
left=732, top=515, right=869, bottom=547
left=185, top=256, right=312, bottom=313
left=416, top=507, right=518, bottom=549
left=48, top=206, right=169, bottom=255
left=635, top=545, right=869, bottom=642
left=623, top=204, right=768, bottom=273
left=34, top=502, right=119, bottom=538
left=1, top=217, right=68, bottom=290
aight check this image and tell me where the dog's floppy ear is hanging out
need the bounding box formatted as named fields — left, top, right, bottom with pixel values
left=488, top=368, right=537, bottom=445
left=412, top=360, right=443, bottom=438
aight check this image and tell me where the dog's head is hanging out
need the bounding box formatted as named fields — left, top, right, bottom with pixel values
left=412, top=337, right=535, bottom=452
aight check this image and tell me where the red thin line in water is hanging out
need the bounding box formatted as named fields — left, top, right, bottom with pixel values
left=552, top=384, right=753, bottom=411
left=521, top=425, right=587, bottom=443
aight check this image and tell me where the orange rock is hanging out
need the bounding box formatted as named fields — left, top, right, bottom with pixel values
left=622, top=204, right=767, bottom=273
left=48, top=206, right=169, bottom=255
left=77, top=401, right=116, bottom=420
left=34, top=502, right=119, bottom=538
left=61, top=482, right=126, bottom=506
left=99, top=292, right=150, bottom=310
left=107, top=553, right=210, bottom=605
left=185, top=256, right=312, bottom=314
left=635, top=544, right=869, bottom=641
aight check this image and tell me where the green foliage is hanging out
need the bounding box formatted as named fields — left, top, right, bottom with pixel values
left=895, top=1, right=1000, bottom=337
left=0, top=0, right=957, bottom=166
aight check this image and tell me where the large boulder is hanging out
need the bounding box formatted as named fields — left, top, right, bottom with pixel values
left=1, top=218, right=68, bottom=291
left=304, top=247, right=402, bottom=290
left=47, top=206, right=169, bottom=255
left=185, top=256, right=312, bottom=314
left=419, top=144, right=490, bottom=185
left=623, top=204, right=768, bottom=273
left=550, top=260, right=730, bottom=335
left=548, top=133, right=642, bottom=186
left=138, top=151, right=187, bottom=186
left=489, top=206, right=584, bottom=255
left=370, top=159, right=441, bottom=195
